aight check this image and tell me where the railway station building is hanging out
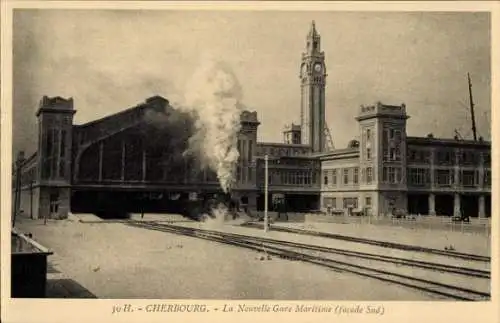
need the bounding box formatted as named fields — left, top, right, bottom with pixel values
left=13, top=21, right=491, bottom=220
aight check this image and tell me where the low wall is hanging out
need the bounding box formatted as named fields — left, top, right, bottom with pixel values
left=11, top=229, right=53, bottom=298
left=302, top=213, right=491, bottom=235
left=250, top=211, right=306, bottom=222
left=306, top=213, right=491, bottom=224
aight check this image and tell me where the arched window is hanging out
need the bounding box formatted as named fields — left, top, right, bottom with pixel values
left=323, top=175, right=328, bottom=185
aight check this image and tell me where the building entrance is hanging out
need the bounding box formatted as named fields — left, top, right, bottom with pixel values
left=407, top=194, right=429, bottom=215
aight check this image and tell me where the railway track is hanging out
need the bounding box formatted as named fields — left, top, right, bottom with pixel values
left=242, top=223, right=491, bottom=263
left=126, top=221, right=490, bottom=301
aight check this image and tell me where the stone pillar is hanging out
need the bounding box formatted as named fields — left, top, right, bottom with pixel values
left=245, top=192, right=258, bottom=217
left=428, top=193, right=436, bottom=216
left=479, top=152, right=485, bottom=187
left=31, top=187, right=41, bottom=219
left=57, top=187, right=71, bottom=219
left=38, top=188, right=51, bottom=221
left=429, top=148, right=436, bottom=189
left=453, top=193, right=461, bottom=217
left=478, top=195, right=485, bottom=218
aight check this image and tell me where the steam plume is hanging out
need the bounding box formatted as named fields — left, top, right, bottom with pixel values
left=181, top=56, right=243, bottom=193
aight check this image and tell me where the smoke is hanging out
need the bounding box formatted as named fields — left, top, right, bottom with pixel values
left=200, top=203, right=230, bottom=229
left=142, top=105, right=195, bottom=167
left=179, top=55, right=244, bottom=193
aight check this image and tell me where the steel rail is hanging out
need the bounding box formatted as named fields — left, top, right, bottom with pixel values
left=127, top=222, right=490, bottom=301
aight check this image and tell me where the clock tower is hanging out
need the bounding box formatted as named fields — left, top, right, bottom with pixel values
left=300, top=20, right=327, bottom=153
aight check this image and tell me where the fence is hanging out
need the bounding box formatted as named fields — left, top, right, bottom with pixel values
left=303, top=213, right=491, bottom=236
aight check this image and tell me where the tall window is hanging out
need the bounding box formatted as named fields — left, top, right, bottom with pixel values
left=436, top=169, right=453, bottom=186
left=242, top=140, right=247, bottom=161
left=343, top=197, right=358, bottom=209
left=408, top=168, right=428, bottom=186
left=323, top=197, right=336, bottom=209
left=383, top=127, right=402, bottom=162
left=383, top=167, right=400, bottom=184
left=484, top=170, right=491, bottom=186
left=353, top=168, right=359, bottom=184
left=365, top=196, right=372, bottom=207
left=388, top=167, right=396, bottom=183
left=323, top=173, right=328, bottom=185
left=366, top=129, right=371, bottom=140
left=483, top=152, right=491, bottom=166
left=366, top=167, right=373, bottom=184
left=304, top=171, right=312, bottom=185
left=394, top=130, right=402, bottom=142
left=343, top=169, right=349, bottom=185
left=366, top=148, right=371, bottom=160
left=460, top=170, right=475, bottom=187
left=437, top=150, right=454, bottom=165
left=59, top=130, right=66, bottom=178
left=43, top=128, right=59, bottom=179
left=408, top=149, right=416, bottom=161
left=51, top=129, right=60, bottom=178
left=408, top=148, right=431, bottom=163
left=331, top=169, right=337, bottom=185
left=390, top=148, right=396, bottom=161
left=247, top=140, right=253, bottom=161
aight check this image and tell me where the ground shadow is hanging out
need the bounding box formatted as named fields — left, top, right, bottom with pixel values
left=46, top=279, right=97, bottom=298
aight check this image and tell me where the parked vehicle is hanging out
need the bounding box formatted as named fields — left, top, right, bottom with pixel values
left=391, top=208, right=407, bottom=219
left=405, top=214, right=417, bottom=220
left=451, top=214, right=470, bottom=223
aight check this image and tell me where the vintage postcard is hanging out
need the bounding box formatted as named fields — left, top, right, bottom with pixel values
left=1, top=1, right=498, bottom=323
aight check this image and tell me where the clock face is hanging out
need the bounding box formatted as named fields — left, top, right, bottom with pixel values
left=314, top=63, right=322, bottom=72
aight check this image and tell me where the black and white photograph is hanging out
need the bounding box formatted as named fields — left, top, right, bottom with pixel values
left=2, top=2, right=498, bottom=321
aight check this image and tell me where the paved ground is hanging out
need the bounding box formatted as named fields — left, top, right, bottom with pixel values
left=12, top=214, right=453, bottom=300
left=179, top=219, right=491, bottom=286
left=279, top=221, right=491, bottom=257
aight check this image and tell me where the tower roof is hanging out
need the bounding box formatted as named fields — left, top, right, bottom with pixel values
left=36, top=95, right=76, bottom=117
left=308, top=20, right=319, bottom=38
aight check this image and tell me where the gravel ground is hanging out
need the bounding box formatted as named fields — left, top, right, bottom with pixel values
left=13, top=215, right=447, bottom=300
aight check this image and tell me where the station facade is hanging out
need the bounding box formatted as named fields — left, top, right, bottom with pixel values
left=13, top=21, right=491, bottom=220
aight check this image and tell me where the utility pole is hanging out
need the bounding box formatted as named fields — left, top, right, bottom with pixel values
left=264, top=155, right=269, bottom=232
left=30, top=180, right=34, bottom=219
left=12, top=153, right=23, bottom=227
left=467, top=72, right=478, bottom=141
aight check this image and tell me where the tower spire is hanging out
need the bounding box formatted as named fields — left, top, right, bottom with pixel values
left=306, top=20, right=321, bottom=53
left=309, top=20, right=318, bottom=37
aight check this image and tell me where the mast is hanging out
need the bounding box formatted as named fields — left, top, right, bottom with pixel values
left=467, top=72, right=478, bottom=141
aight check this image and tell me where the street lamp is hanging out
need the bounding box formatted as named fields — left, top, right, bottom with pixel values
left=264, top=154, right=269, bottom=232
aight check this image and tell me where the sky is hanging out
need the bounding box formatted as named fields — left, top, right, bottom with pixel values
left=12, top=10, right=491, bottom=154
